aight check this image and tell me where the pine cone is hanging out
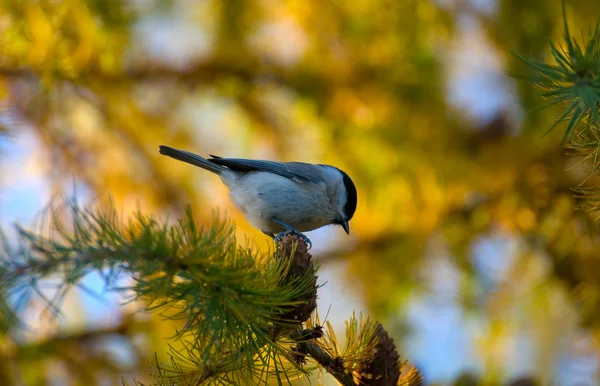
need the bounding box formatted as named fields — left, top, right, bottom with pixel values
left=275, top=234, right=318, bottom=324
left=355, top=324, right=400, bottom=386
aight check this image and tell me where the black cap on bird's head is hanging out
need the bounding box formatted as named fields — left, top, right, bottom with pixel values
left=335, top=168, right=357, bottom=235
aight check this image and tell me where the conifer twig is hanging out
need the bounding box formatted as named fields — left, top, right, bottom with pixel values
left=517, top=1, right=600, bottom=215
left=1, top=202, right=422, bottom=385
left=289, top=328, right=357, bottom=386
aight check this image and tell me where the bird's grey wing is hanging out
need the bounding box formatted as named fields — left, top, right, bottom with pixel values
left=208, top=156, right=324, bottom=184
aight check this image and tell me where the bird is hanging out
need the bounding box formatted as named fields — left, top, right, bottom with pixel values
left=158, top=145, right=357, bottom=249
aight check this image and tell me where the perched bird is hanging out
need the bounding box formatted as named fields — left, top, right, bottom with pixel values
left=159, top=145, right=357, bottom=248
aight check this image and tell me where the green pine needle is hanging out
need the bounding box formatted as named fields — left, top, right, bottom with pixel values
left=308, top=311, right=379, bottom=373
left=514, top=1, right=600, bottom=217
left=516, top=1, right=600, bottom=145
left=0, top=198, right=319, bottom=385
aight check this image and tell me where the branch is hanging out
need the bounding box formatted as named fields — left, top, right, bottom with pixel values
left=1, top=202, right=421, bottom=386
left=0, top=57, right=415, bottom=97
left=289, top=329, right=357, bottom=386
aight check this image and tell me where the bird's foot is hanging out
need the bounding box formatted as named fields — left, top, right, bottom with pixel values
left=269, top=217, right=313, bottom=249
left=274, top=230, right=312, bottom=250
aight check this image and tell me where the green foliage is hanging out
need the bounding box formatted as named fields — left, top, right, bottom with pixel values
left=0, top=200, right=422, bottom=386
left=518, top=2, right=600, bottom=214
left=0, top=199, right=319, bottom=384
left=314, top=312, right=379, bottom=372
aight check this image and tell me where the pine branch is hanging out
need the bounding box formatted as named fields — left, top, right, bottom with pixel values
left=516, top=1, right=600, bottom=215
left=162, top=329, right=357, bottom=386
left=0, top=199, right=318, bottom=383
left=289, top=328, right=356, bottom=386
left=0, top=199, right=422, bottom=385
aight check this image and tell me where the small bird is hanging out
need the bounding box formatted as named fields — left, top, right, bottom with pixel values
left=159, top=145, right=357, bottom=248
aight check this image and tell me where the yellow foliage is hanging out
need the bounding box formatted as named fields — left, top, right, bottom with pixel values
left=1, top=0, right=600, bottom=384
left=26, top=3, right=55, bottom=66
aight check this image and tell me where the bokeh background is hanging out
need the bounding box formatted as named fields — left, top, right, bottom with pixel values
left=1, top=0, right=600, bottom=385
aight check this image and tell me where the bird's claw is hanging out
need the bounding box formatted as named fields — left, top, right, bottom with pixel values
left=274, top=230, right=312, bottom=250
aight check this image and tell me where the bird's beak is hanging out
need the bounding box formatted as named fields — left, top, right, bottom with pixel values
left=341, top=220, right=350, bottom=235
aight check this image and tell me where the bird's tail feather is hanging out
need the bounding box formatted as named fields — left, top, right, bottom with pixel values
left=159, top=145, right=226, bottom=174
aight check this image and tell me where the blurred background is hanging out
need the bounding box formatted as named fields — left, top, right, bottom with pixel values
left=1, top=0, right=600, bottom=385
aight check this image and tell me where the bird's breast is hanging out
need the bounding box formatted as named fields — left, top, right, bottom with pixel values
left=225, top=172, right=335, bottom=233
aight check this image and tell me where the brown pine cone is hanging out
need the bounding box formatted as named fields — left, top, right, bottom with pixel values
left=275, top=234, right=318, bottom=325
left=355, top=323, right=400, bottom=386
